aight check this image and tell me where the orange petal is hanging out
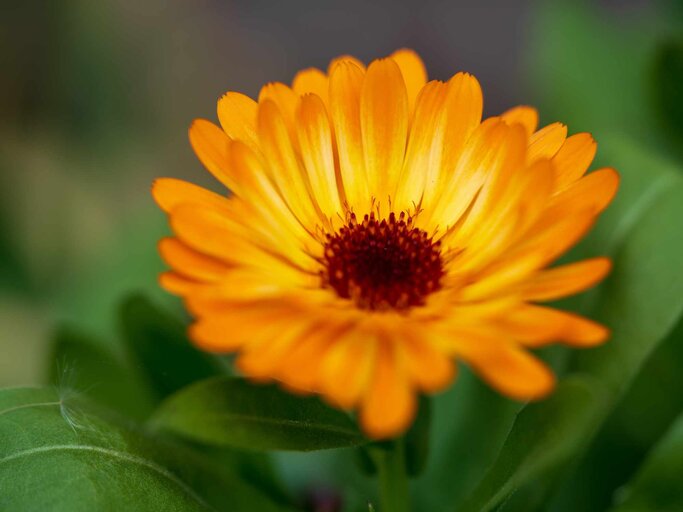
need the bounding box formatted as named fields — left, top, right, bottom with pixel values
left=528, top=122, right=567, bottom=162
left=449, top=330, right=555, bottom=400
left=390, top=48, right=427, bottom=114
left=328, top=59, right=370, bottom=212
left=402, top=333, right=456, bottom=393
left=319, top=330, right=376, bottom=410
left=327, top=54, right=365, bottom=74
left=158, top=237, right=230, bottom=281
left=258, top=82, right=299, bottom=150
left=394, top=80, right=448, bottom=211
left=360, top=338, right=417, bottom=439
left=552, top=133, right=597, bottom=190
left=292, top=67, right=329, bottom=104
left=501, top=304, right=610, bottom=348
left=521, top=257, right=612, bottom=301
left=152, top=177, right=229, bottom=214
left=159, top=271, right=202, bottom=295
left=548, top=167, right=620, bottom=216
left=258, top=99, right=323, bottom=229
left=361, top=58, right=409, bottom=199
left=188, top=119, right=236, bottom=192
left=216, top=92, right=259, bottom=150
left=501, top=105, right=539, bottom=137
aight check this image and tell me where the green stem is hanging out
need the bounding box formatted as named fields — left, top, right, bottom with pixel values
left=372, top=440, right=410, bottom=512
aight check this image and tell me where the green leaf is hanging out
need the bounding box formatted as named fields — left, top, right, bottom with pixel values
left=652, top=39, right=683, bottom=153
left=149, top=377, right=366, bottom=451
left=528, top=0, right=662, bottom=142
left=47, top=325, right=155, bottom=420
left=0, top=387, right=292, bottom=512
left=119, top=294, right=225, bottom=400
left=458, top=377, right=609, bottom=512
left=405, top=396, right=431, bottom=477
left=413, top=370, right=522, bottom=509
left=609, top=411, right=683, bottom=512
left=547, top=314, right=683, bottom=512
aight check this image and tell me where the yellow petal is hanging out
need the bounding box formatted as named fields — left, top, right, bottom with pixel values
left=296, top=94, right=343, bottom=218
left=460, top=208, right=598, bottom=301
left=328, top=59, right=370, bottom=212
left=423, top=72, right=483, bottom=208
left=434, top=120, right=527, bottom=244
left=216, top=92, right=259, bottom=150
left=169, top=203, right=313, bottom=284
left=425, top=117, right=504, bottom=232
left=394, top=80, right=448, bottom=211
left=361, top=58, right=409, bottom=200
left=257, top=99, right=323, bottom=229
left=390, top=48, right=427, bottom=114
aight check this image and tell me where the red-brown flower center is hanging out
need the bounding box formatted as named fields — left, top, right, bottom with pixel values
left=322, top=211, right=444, bottom=311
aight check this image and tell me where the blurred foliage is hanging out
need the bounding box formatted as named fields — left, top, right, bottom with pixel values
left=1, top=0, right=683, bottom=510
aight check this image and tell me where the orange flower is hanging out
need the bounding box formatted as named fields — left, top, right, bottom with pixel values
left=153, top=49, right=618, bottom=439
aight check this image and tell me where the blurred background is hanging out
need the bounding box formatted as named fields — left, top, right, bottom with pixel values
left=1, top=1, right=683, bottom=509
left=0, top=0, right=678, bottom=385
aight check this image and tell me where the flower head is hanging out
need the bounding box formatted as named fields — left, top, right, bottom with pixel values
left=153, top=49, right=618, bottom=438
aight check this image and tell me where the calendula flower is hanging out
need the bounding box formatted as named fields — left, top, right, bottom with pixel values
left=153, top=49, right=618, bottom=439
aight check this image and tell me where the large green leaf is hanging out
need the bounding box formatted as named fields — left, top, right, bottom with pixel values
left=458, top=377, right=609, bottom=512
left=149, top=377, right=366, bottom=451
left=47, top=325, right=155, bottom=420
left=119, top=294, right=225, bottom=400
left=548, top=314, right=683, bottom=512
left=609, top=410, right=683, bottom=512
left=0, top=387, right=291, bottom=512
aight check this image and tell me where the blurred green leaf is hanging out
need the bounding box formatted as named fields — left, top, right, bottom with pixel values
left=548, top=314, right=683, bottom=512
left=149, top=377, right=366, bottom=452
left=609, top=411, right=683, bottom=512
left=0, top=387, right=292, bottom=512
left=119, top=294, right=225, bottom=400
left=458, top=377, right=609, bottom=512
left=47, top=325, right=155, bottom=420
left=405, top=396, right=431, bottom=477
left=652, top=39, right=683, bottom=153
left=529, top=0, right=662, bottom=142
left=414, top=370, right=522, bottom=509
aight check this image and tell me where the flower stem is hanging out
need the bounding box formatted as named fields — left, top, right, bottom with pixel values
left=372, top=439, right=410, bottom=512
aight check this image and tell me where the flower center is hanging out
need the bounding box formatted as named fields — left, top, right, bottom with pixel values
left=322, top=211, right=444, bottom=311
